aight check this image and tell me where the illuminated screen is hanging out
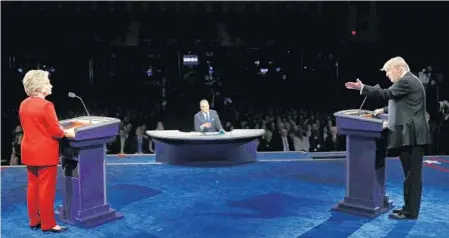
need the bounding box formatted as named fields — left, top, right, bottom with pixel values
left=183, top=55, right=199, bottom=66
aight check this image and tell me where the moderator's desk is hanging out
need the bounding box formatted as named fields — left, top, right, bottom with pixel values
left=146, top=129, right=265, bottom=164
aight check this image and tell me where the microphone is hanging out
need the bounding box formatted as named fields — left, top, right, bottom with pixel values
left=68, top=92, right=91, bottom=118
left=358, top=84, right=380, bottom=116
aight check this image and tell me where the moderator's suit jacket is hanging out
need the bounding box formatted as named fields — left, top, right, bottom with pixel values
left=194, top=109, right=223, bottom=132
left=19, top=97, right=65, bottom=166
left=362, top=72, right=431, bottom=149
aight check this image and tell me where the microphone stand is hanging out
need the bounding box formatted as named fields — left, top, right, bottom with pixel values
left=358, top=84, right=380, bottom=116
left=358, top=96, right=368, bottom=116
left=75, top=95, right=91, bottom=118
left=69, top=92, right=92, bottom=124
left=77, top=96, right=92, bottom=124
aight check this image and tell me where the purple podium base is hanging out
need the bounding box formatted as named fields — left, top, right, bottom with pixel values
left=331, top=115, right=394, bottom=218
left=58, top=116, right=123, bottom=229
left=56, top=204, right=123, bottom=229
left=332, top=195, right=393, bottom=218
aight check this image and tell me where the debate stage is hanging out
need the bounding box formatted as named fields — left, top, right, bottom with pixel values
left=2, top=152, right=449, bottom=238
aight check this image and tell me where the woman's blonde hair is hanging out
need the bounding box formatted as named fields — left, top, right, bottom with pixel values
left=22, top=70, right=50, bottom=96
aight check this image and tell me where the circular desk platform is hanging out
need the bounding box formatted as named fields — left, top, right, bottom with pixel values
left=146, top=129, right=265, bottom=164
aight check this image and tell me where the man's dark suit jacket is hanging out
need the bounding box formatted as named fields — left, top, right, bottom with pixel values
left=108, top=136, right=132, bottom=154
left=271, top=135, right=295, bottom=152
left=362, top=72, right=431, bottom=149
left=194, top=109, right=223, bottom=132
left=257, top=139, right=274, bottom=152
left=129, top=136, right=150, bottom=154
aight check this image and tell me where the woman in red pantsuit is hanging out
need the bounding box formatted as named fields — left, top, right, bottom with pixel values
left=19, top=70, right=68, bottom=233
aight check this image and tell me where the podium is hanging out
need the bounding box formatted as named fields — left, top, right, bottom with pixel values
left=56, top=116, right=123, bottom=228
left=332, top=109, right=393, bottom=217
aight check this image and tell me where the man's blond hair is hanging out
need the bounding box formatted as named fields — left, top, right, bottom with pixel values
left=22, top=70, right=50, bottom=96
left=380, top=56, right=410, bottom=72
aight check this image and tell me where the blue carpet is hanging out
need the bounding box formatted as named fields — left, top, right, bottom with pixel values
left=103, top=151, right=344, bottom=164
left=2, top=157, right=449, bottom=238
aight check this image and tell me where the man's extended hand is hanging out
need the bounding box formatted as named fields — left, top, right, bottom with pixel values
left=373, top=108, right=384, bottom=116
left=345, top=78, right=364, bottom=90
left=201, top=122, right=212, bottom=128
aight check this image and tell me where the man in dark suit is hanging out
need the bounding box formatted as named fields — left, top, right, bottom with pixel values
left=194, top=99, right=223, bottom=132
left=345, top=56, right=431, bottom=220
left=129, top=126, right=150, bottom=154
left=272, top=128, right=295, bottom=151
left=108, top=128, right=132, bottom=154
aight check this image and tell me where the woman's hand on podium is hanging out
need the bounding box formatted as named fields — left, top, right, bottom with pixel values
left=64, top=130, right=75, bottom=138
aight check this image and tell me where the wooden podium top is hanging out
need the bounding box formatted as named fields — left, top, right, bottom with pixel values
left=63, top=120, right=92, bottom=138
left=59, top=116, right=121, bottom=140
left=340, top=109, right=371, bottom=116
left=63, top=120, right=91, bottom=129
